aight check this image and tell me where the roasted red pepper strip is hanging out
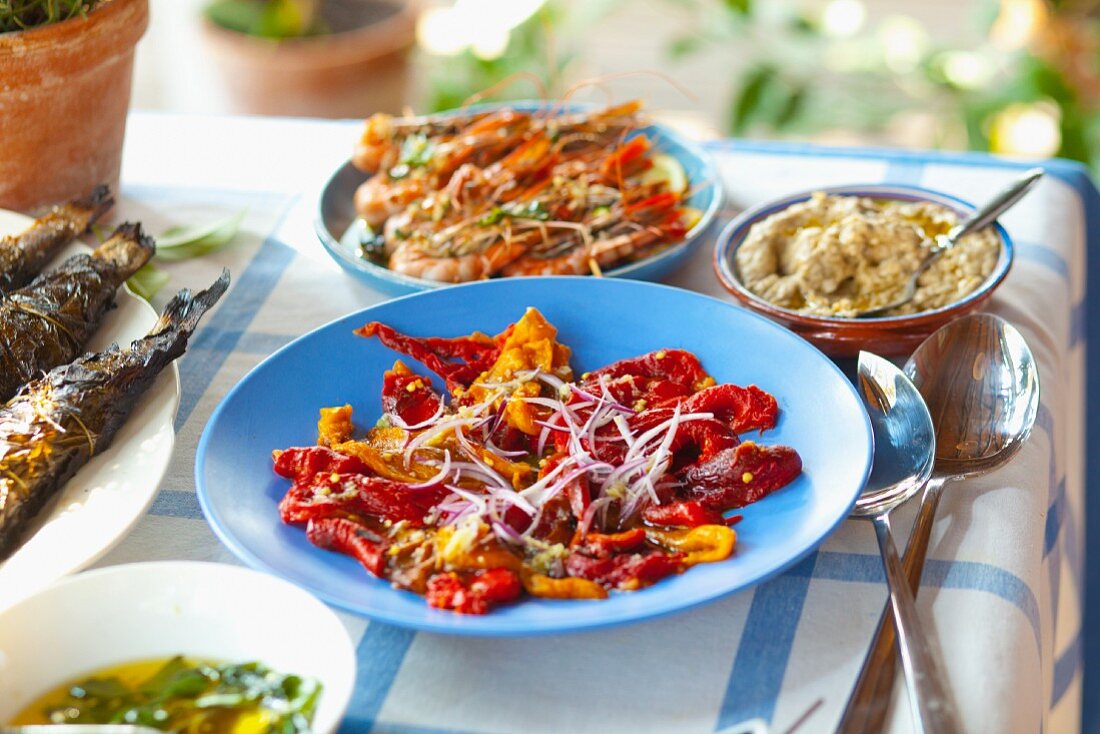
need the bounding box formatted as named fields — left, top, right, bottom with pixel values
left=682, top=441, right=803, bottom=511
left=681, top=384, right=779, bottom=434
left=600, top=134, right=652, bottom=183
left=642, top=500, right=726, bottom=528
left=272, top=446, right=368, bottom=483
left=564, top=551, right=684, bottom=590
left=625, top=191, right=679, bottom=216
left=381, top=364, right=443, bottom=426
left=580, top=349, right=710, bottom=394
left=586, top=411, right=738, bottom=467
left=306, top=517, right=387, bottom=577
left=426, top=568, right=522, bottom=614
left=579, top=528, right=648, bottom=556
left=279, top=472, right=446, bottom=526
left=356, top=322, right=501, bottom=390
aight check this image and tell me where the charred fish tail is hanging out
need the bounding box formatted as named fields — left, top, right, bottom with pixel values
left=65, top=184, right=114, bottom=231
left=137, top=269, right=231, bottom=364
left=93, top=222, right=156, bottom=280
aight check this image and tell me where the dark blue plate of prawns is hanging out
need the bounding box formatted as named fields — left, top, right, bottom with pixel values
left=317, top=99, right=724, bottom=295
left=0, top=194, right=230, bottom=609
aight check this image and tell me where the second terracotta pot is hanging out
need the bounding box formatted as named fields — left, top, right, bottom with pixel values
left=202, top=0, right=418, bottom=119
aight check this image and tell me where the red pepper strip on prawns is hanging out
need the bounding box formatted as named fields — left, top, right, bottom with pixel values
left=272, top=308, right=802, bottom=614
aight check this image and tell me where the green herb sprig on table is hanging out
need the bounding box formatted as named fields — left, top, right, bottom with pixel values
left=0, top=0, right=99, bottom=32
left=125, top=209, right=246, bottom=301
left=44, top=656, right=321, bottom=732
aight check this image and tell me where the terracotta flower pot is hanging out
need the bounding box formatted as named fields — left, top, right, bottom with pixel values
left=202, top=0, right=418, bottom=119
left=0, top=0, right=148, bottom=212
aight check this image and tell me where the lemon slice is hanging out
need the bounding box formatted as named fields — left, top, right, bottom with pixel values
left=680, top=206, right=703, bottom=232
left=641, top=153, right=689, bottom=195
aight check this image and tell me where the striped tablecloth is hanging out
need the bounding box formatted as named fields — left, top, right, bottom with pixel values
left=95, top=112, right=1096, bottom=734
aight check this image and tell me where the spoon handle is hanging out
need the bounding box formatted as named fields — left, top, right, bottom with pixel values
left=942, top=168, right=1044, bottom=249
left=870, top=512, right=960, bottom=734
left=837, top=478, right=948, bottom=733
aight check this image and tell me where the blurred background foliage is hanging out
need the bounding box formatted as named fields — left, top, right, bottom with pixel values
left=417, top=0, right=1100, bottom=172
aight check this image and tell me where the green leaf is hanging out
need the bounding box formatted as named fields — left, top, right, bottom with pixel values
left=722, top=0, right=751, bottom=14
left=772, top=85, right=807, bottom=130
left=71, top=677, right=129, bottom=699
left=155, top=209, right=245, bottom=262
left=729, top=64, right=776, bottom=135
left=127, top=263, right=170, bottom=302
left=667, top=35, right=702, bottom=59
left=203, top=0, right=266, bottom=34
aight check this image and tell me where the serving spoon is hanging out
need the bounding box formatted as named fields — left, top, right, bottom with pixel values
left=838, top=313, right=1040, bottom=733
left=856, top=168, right=1043, bottom=318
left=850, top=352, right=957, bottom=733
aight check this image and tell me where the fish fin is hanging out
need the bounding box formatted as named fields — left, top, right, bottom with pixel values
left=92, top=222, right=156, bottom=276
left=150, top=268, right=231, bottom=338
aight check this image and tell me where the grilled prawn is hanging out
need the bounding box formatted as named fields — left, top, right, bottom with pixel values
left=0, top=222, right=154, bottom=403
left=0, top=186, right=113, bottom=292
left=0, top=270, right=230, bottom=559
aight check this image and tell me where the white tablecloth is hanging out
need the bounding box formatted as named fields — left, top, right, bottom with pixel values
left=93, top=112, right=1088, bottom=733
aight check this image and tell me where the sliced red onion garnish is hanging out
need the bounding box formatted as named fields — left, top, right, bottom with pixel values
left=406, top=449, right=452, bottom=489
left=485, top=437, right=528, bottom=458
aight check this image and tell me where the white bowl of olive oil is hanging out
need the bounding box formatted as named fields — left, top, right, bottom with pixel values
left=0, top=561, right=356, bottom=733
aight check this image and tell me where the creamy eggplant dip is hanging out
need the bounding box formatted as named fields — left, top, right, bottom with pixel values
left=735, top=192, right=1001, bottom=317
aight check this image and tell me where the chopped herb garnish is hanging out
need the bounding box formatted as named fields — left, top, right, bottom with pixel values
left=39, top=656, right=321, bottom=733
left=400, top=133, right=434, bottom=168
left=478, top=207, right=505, bottom=226
left=477, top=201, right=550, bottom=227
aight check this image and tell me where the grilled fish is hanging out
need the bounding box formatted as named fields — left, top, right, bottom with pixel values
left=0, top=269, right=230, bottom=559
left=0, top=185, right=113, bottom=293
left=0, top=222, right=154, bottom=403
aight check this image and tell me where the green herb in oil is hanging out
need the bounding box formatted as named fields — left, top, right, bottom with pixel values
left=41, top=656, right=321, bottom=733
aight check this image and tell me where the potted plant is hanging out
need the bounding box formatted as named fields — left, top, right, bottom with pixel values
left=201, top=0, right=419, bottom=118
left=0, top=0, right=148, bottom=211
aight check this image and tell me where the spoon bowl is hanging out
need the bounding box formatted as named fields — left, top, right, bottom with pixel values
left=851, top=352, right=936, bottom=517
left=906, top=313, right=1040, bottom=476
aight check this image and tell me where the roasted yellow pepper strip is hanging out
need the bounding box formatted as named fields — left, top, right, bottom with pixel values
left=467, top=308, right=574, bottom=436
left=435, top=525, right=524, bottom=572
left=521, top=571, right=608, bottom=600
left=317, top=404, right=354, bottom=447
left=645, top=524, right=737, bottom=566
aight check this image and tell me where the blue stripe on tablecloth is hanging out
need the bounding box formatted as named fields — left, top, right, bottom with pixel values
left=810, top=552, right=1042, bottom=650
left=1047, top=479, right=1067, bottom=556
left=883, top=159, right=925, bottom=186
left=1072, top=300, right=1086, bottom=347
left=340, top=623, right=417, bottom=733
left=149, top=489, right=202, bottom=518
left=716, top=553, right=818, bottom=728
left=1016, top=241, right=1070, bottom=280
left=1053, top=629, right=1084, bottom=707
left=173, top=200, right=299, bottom=430
left=236, top=330, right=297, bottom=355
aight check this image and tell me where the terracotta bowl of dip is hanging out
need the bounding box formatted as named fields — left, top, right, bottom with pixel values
left=713, top=184, right=1013, bottom=358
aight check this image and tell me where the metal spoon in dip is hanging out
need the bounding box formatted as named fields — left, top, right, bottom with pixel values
left=838, top=313, right=1040, bottom=733
left=849, top=352, right=958, bottom=734
left=857, top=168, right=1043, bottom=318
